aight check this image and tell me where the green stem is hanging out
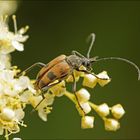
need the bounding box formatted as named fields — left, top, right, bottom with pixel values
left=88, top=101, right=107, bottom=121
left=88, top=101, right=98, bottom=111
left=5, top=129, right=9, bottom=140
left=64, top=91, right=76, bottom=103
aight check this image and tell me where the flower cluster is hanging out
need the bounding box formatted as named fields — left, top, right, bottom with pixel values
left=0, top=69, right=34, bottom=136
left=0, top=15, right=33, bottom=140
left=64, top=70, right=125, bottom=130
left=0, top=14, right=125, bottom=140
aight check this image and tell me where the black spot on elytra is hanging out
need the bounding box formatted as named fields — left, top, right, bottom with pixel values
left=47, top=71, right=57, bottom=81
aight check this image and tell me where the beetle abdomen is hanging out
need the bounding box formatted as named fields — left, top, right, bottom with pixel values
left=38, top=60, right=72, bottom=89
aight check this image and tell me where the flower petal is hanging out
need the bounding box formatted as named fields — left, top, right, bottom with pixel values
left=38, top=109, right=47, bottom=122
left=12, top=41, right=24, bottom=51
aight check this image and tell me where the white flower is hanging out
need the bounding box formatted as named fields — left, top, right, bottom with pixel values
left=0, top=70, right=36, bottom=97
left=29, top=93, right=54, bottom=121
left=81, top=116, right=94, bottom=129
left=0, top=70, right=18, bottom=96
left=0, top=15, right=29, bottom=54
left=97, top=71, right=111, bottom=87
left=14, top=76, right=36, bottom=93
left=104, top=118, right=120, bottom=131
left=0, top=69, right=15, bottom=82
left=20, top=90, right=33, bottom=103
left=76, top=88, right=90, bottom=102
left=1, top=107, right=15, bottom=121
left=80, top=102, right=91, bottom=114
left=82, top=74, right=97, bottom=88
left=96, top=103, right=110, bottom=117
left=0, top=66, right=36, bottom=138
left=38, top=94, right=54, bottom=121
left=111, top=104, right=125, bottom=119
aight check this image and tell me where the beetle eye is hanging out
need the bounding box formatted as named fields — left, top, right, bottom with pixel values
left=87, top=62, right=90, bottom=67
left=87, top=61, right=91, bottom=67
left=82, top=61, right=86, bottom=66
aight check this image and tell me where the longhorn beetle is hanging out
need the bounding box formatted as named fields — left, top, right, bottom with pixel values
left=19, top=33, right=140, bottom=114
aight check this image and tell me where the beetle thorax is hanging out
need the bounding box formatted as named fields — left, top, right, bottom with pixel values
left=66, top=55, right=83, bottom=69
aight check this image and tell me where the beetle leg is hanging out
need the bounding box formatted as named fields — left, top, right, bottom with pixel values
left=72, top=73, right=85, bottom=116
left=17, top=62, right=46, bottom=77
left=72, top=50, right=85, bottom=58
left=33, top=80, right=62, bottom=111
left=41, top=80, right=62, bottom=93
left=76, top=69, right=110, bottom=80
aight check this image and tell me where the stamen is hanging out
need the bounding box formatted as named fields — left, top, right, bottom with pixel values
left=24, top=25, right=29, bottom=33
left=19, top=26, right=29, bottom=34
left=12, top=15, right=17, bottom=34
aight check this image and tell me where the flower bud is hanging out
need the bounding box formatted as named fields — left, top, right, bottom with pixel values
left=97, top=71, right=111, bottom=87
left=1, top=108, right=15, bottom=121
left=111, top=104, right=125, bottom=119
left=82, top=74, right=97, bottom=88
left=81, top=116, right=94, bottom=129
left=80, top=102, right=91, bottom=114
left=76, top=88, right=90, bottom=102
left=96, top=103, right=110, bottom=117
left=104, top=118, right=120, bottom=131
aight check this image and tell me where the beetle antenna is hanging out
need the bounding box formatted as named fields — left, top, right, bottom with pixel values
left=87, top=33, right=96, bottom=59
left=92, top=57, right=140, bottom=80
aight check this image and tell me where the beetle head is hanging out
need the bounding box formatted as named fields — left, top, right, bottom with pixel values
left=66, top=55, right=83, bottom=69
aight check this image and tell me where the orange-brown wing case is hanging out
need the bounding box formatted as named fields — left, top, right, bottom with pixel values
left=38, top=60, right=72, bottom=89
left=36, top=55, right=66, bottom=80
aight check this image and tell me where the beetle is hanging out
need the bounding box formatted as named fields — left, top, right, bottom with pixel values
left=19, top=33, right=140, bottom=113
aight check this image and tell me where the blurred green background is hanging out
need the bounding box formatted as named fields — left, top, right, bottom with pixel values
left=9, top=0, right=140, bottom=139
